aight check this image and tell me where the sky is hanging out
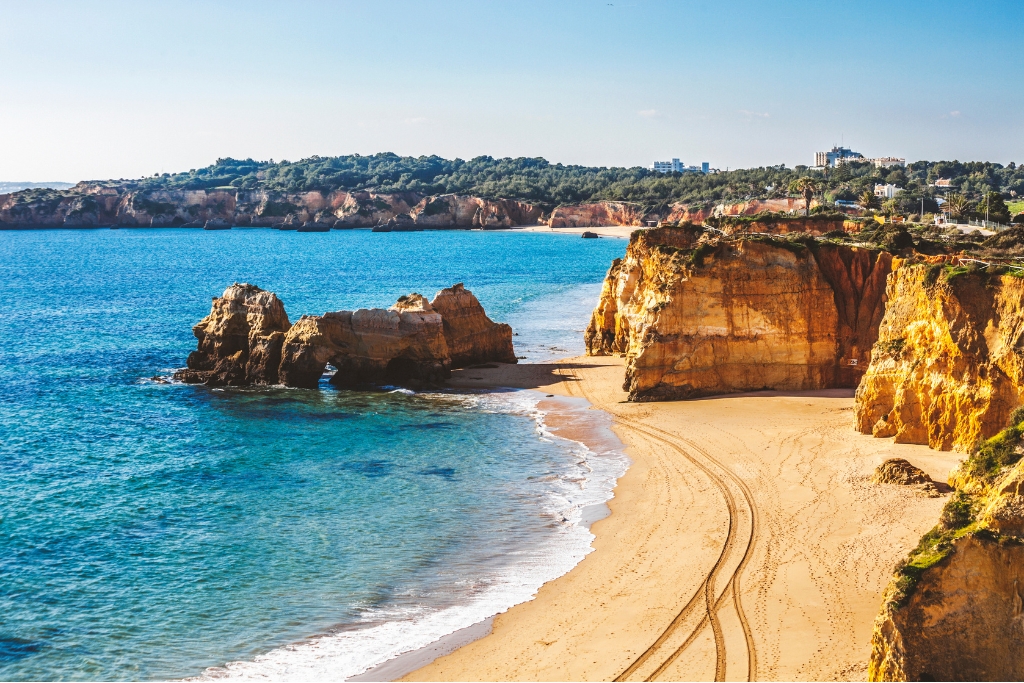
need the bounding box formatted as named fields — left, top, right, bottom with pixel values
left=1, top=0, right=1021, bottom=181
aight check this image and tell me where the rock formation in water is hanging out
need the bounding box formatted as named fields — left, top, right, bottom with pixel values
left=175, top=283, right=515, bottom=389
left=585, top=226, right=891, bottom=400
left=175, top=283, right=291, bottom=386
left=429, top=283, right=517, bottom=367
left=869, top=414, right=1024, bottom=681
left=855, top=263, right=1024, bottom=451
left=278, top=294, right=451, bottom=389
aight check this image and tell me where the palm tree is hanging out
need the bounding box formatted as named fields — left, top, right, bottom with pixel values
left=788, top=177, right=821, bottom=216
left=945, top=193, right=968, bottom=220
left=859, top=189, right=879, bottom=211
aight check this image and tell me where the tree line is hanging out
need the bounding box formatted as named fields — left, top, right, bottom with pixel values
left=124, top=153, right=1024, bottom=219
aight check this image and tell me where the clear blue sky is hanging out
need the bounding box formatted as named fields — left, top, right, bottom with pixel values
left=2, top=0, right=1020, bottom=181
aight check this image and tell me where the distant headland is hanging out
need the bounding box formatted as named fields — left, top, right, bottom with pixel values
left=1, top=153, right=1021, bottom=229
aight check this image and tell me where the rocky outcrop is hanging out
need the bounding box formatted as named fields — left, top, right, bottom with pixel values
left=0, top=183, right=542, bottom=230
left=278, top=293, right=452, bottom=389
left=175, top=283, right=291, bottom=386
left=872, top=458, right=932, bottom=486
left=868, top=418, right=1024, bottom=681
left=585, top=227, right=892, bottom=400
left=430, top=283, right=516, bottom=366
left=855, top=264, right=1024, bottom=451
left=175, top=283, right=514, bottom=389
left=547, top=202, right=653, bottom=228
left=662, top=197, right=819, bottom=225
left=711, top=213, right=854, bottom=236
left=411, top=195, right=543, bottom=228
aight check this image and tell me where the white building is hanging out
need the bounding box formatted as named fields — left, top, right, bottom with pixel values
left=652, top=159, right=709, bottom=174
left=874, top=183, right=903, bottom=199
left=814, top=147, right=905, bottom=169
left=652, top=158, right=684, bottom=173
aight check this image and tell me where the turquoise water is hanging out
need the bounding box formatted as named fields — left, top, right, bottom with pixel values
left=0, top=228, right=626, bottom=681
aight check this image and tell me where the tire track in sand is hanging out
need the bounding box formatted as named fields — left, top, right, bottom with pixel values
left=554, top=366, right=758, bottom=682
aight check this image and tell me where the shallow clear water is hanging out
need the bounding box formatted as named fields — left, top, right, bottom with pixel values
left=0, top=228, right=625, bottom=681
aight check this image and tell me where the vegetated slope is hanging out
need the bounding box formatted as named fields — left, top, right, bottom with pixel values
left=3, top=154, right=1024, bottom=228
left=869, top=411, right=1024, bottom=681
left=99, top=154, right=1024, bottom=209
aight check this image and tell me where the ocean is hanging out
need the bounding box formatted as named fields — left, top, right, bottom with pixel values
left=0, top=228, right=627, bottom=681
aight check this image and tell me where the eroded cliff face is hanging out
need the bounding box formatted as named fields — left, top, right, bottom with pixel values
left=278, top=294, right=451, bottom=389
left=547, top=202, right=651, bottom=228
left=175, top=283, right=291, bottom=386
left=586, top=227, right=891, bottom=400
left=430, top=283, right=517, bottom=366
left=0, top=183, right=542, bottom=229
left=412, top=195, right=543, bottom=229
left=869, top=418, right=1024, bottom=681
left=175, top=283, right=514, bottom=389
left=855, top=265, right=1024, bottom=451
left=662, top=197, right=822, bottom=225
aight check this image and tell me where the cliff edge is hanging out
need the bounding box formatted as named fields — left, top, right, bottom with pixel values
left=856, top=263, right=1024, bottom=451
left=585, top=226, right=891, bottom=400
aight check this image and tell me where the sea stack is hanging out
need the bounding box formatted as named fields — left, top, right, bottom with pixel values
left=176, top=282, right=516, bottom=389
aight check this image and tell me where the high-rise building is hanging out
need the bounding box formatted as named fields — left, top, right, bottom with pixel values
left=814, top=146, right=864, bottom=167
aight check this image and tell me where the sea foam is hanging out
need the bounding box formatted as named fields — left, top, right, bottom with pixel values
left=195, top=389, right=628, bottom=682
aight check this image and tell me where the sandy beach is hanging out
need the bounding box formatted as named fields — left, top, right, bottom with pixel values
left=509, top=225, right=639, bottom=239
left=398, top=356, right=961, bottom=681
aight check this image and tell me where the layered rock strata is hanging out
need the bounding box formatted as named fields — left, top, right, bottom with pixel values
left=429, top=283, right=517, bottom=367
left=175, top=283, right=515, bottom=389
left=175, top=283, right=291, bottom=386
left=278, top=294, right=451, bottom=389
left=869, top=418, right=1024, bottom=681
left=547, top=202, right=651, bottom=228
left=855, top=265, right=1024, bottom=451
left=0, top=184, right=543, bottom=230
left=0, top=182, right=858, bottom=231
left=585, top=227, right=891, bottom=400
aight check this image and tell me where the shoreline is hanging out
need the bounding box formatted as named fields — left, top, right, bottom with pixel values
left=392, top=356, right=964, bottom=681
left=352, top=385, right=627, bottom=682
left=194, top=380, right=629, bottom=683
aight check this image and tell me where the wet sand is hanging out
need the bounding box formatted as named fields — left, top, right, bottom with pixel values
left=508, top=225, right=638, bottom=239
left=394, top=356, right=961, bottom=681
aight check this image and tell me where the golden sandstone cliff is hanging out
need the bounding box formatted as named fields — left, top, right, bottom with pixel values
left=0, top=184, right=544, bottom=230
left=856, top=263, right=1024, bottom=451
left=0, top=183, right=844, bottom=231
left=869, top=412, right=1024, bottom=681
left=588, top=224, right=1024, bottom=680
left=585, top=225, right=891, bottom=400
left=175, top=282, right=514, bottom=389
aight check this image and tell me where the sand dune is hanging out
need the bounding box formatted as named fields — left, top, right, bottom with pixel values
left=401, top=356, right=961, bottom=681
